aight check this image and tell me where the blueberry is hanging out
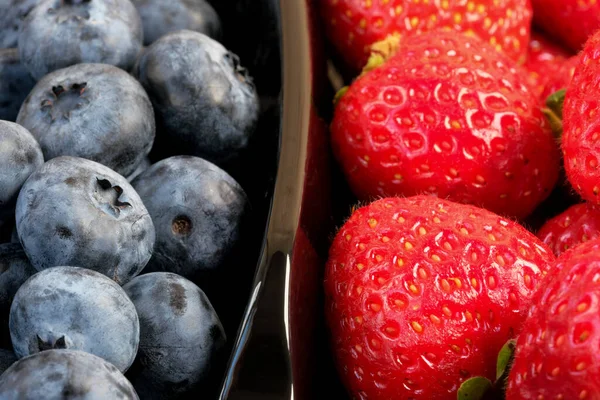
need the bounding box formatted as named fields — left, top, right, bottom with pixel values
left=123, top=272, right=225, bottom=399
left=0, top=0, right=42, bottom=49
left=131, top=0, right=221, bottom=46
left=10, top=266, right=140, bottom=372
left=0, top=244, right=36, bottom=347
left=0, top=49, right=36, bottom=122
left=134, top=30, right=259, bottom=165
left=0, top=121, right=44, bottom=230
left=17, top=63, right=155, bottom=177
left=18, top=0, right=143, bottom=80
left=0, top=349, right=16, bottom=375
left=15, top=156, right=155, bottom=284
left=126, top=157, right=151, bottom=183
left=8, top=228, right=18, bottom=245
left=207, top=0, right=281, bottom=96
left=0, top=349, right=139, bottom=399
left=131, top=156, right=248, bottom=281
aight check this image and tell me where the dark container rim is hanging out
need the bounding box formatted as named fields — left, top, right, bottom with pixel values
left=218, top=0, right=315, bottom=398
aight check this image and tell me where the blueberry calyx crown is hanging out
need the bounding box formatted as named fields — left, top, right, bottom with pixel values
left=172, top=215, right=192, bottom=236
left=95, top=178, right=132, bottom=217
left=37, top=335, right=68, bottom=352
left=40, top=83, right=89, bottom=121
left=225, top=51, right=254, bottom=88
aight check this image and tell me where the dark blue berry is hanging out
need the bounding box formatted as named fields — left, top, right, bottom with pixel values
left=0, top=0, right=42, bottom=49
left=18, top=0, right=143, bottom=80
left=0, top=121, right=43, bottom=233
left=0, top=243, right=36, bottom=348
left=15, top=156, right=155, bottom=285
left=126, top=157, right=150, bottom=182
left=0, top=349, right=139, bottom=399
left=123, top=272, right=225, bottom=399
left=132, top=156, right=248, bottom=282
left=134, top=30, right=259, bottom=166
left=0, top=349, right=16, bottom=375
left=17, top=63, right=155, bottom=178
left=10, top=266, right=140, bottom=371
left=0, top=49, right=36, bottom=122
left=131, top=0, right=221, bottom=45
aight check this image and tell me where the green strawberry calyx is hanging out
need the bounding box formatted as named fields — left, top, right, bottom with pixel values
left=456, top=339, right=517, bottom=400
left=333, top=86, right=349, bottom=106
left=333, top=33, right=402, bottom=105
left=457, top=377, right=493, bottom=400
left=542, top=88, right=566, bottom=140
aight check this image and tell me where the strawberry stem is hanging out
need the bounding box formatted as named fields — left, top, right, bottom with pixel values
left=543, top=89, right=567, bottom=140
left=360, top=32, right=402, bottom=76
left=333, top=86, right=349, bottom=106
left=547, top=89, right=566, bottom=119
left=332, top=33, right=402, bottom=105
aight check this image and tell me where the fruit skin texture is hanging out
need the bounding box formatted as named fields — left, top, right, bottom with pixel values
left=0, top=244, right=36, bottom=348
left=123, top=272, right=226, bottom=399
left=18, top=0, right=143, bottom=80
left=0, top=49, right=36, bottom=122
left=540, top=55, right=579, bottom=102
left=531, top=0, right=600, bottom=53
left=331, top=31, right=559, bottom=219
left=133, top=30, right=259, bottom=166
left=562, top=31, right=600, bottom=204
left=537, top=203, right=600, bottom=256
left=131, top=0, right=221, bottom=45
left=0, top=349, right=139, bottom=400
left=319, top=0, right=532, bottom=72
left=0, top=0, right=42, bottom=49
left=524, top=32, right=573, bottom=99
left=506, top=238, right=600, bottom=399
left=131, top=156, right=248, bottom=282
left=324, top=196, right=556, bottom=400
left=9, top=266, right=140, bottom=372
left=0, top=121, right=43, bottom=229
left=17, top=63, right=155, bottom=178
left=15, top=156, right=155, bottom=285
left=0, top=349, right=16, bottom=375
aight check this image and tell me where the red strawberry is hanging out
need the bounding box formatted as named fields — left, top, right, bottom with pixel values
left=324, top=195, right=556, bottom=400
left=562, top=30, right=600, bottom=203
left=537, top=203, right=600, bottom=256
left=506, top=238, right=600, bottom=399
left=524, top=31, right=573, bottom=98
left=540, top=55, right=579, bottom=103
left=319, top=0, right=532, bottom=72
left=331, top=31, right=560, bottom=219
left=531, top=0, right=600, bottom=53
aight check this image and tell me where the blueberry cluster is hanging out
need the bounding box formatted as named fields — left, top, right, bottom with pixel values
left=0, top=0, right=264, bottom=398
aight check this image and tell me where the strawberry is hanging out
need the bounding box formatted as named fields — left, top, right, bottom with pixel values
left=319, top=0, right=532, bottom=72
left=562, top=30, right=600, bottom=204
left=324, top=195, right=556, bottom=400
left=540, top=54, right=579, bottom=103
left=506, top=238, right=600, bottom=399
left=531, top=0, right=600, bottom=53
left=524, top=31, right=574, bottom=99
left=537, top=203, right=600, bottom=256
left=331, top=31, right=560, bottom=219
